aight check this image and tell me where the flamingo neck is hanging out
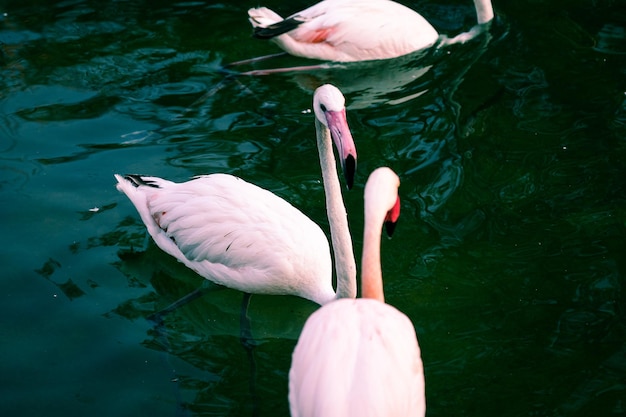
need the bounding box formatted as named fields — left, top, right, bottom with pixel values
left=360, top=207, right=385, bottom=302
left=473, top=0, right=494, bottom=25
left=315, top=118, right=357, bottom=301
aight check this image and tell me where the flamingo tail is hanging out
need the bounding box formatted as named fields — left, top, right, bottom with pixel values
left=248, top=7, right=303, bottom=39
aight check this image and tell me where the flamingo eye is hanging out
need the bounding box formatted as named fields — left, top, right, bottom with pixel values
left=320, top=103, right=327, bottom=112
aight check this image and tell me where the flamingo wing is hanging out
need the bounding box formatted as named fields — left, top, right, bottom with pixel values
left=115, top=174, right=333, bottom=298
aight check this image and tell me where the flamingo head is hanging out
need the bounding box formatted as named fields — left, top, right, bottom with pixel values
left=364, top=167, right=401, bottom=237
left=314, top=84, right=357, bottom=189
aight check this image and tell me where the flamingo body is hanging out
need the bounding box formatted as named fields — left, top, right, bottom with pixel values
left=289, top=168, right=425, bottom=417
left=115, top=84, right=357, bottom=306
left=289, top=298, right=424, bottom=417
left=115, top=173, right=335, bottom=303
left=248, top=0, right=494, bottom=62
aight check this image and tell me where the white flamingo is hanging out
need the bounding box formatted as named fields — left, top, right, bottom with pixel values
left=289, top=167, right=426, bottom=417
left=247, top=0, right=494, bottom=63
left=114, top=84, right=357, bottom=306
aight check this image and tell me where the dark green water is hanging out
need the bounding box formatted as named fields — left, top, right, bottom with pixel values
left=1, top=0, right=625, bottom=416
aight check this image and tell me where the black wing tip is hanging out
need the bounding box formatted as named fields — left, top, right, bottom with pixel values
left=252, top=27, right=276, bottom=39
left=252, top=17, right=302, bottom=39
left=124, top=174, right=159, bottom=188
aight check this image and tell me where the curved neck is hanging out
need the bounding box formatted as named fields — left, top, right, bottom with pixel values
left=474, top=0, right=494, bottom=25
left=360, top=208, right=384, bottom=302
left=315, top=117, right=357, bottom=300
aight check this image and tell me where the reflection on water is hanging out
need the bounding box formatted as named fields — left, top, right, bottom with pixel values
left=107, top=239, right=316, bottom=416
left=594, top=23, right=626, bottom=55
left=284, top=54, right=435, bottom=110
left=1, top=1, right=626, bottom=416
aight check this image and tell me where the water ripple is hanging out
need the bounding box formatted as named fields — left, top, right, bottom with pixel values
left=594, top=23, right=626, bottom=55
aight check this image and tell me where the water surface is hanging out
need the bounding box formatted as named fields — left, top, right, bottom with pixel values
left=1, top=1, right=625, bottom=416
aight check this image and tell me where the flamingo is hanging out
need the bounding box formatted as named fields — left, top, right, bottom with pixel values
left=114, top=84, right=357, bottom=307
left=247, top=0, right=495, bottom=63
left=289, top=167, right=426, bottom=417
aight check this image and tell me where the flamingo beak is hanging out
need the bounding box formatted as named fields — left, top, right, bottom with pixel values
left=325, top=108, right=357, bottom=190
left=384, top=196, right=401, bottom=237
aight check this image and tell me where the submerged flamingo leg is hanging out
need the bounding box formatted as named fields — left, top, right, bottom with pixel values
left=147, top=287, right=209, bottom=415
left=239, top=292, right=260, bottom=416
left=239, top=292, right=256, bottom=348
left=238, top=63, right=335, bottom=76
left=223, top=52, right=289, bottom=67
left=147, top=286, right=209, bottom=324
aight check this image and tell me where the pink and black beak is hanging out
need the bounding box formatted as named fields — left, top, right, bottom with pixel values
left=384, top=195, right=401, bottom=237
left=325, top=107, right=357, bottom=189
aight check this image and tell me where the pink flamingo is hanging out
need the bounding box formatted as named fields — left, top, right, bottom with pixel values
left=247, top=0, right=494, bottom=63
left=289, top=167, right=426, bottom=417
